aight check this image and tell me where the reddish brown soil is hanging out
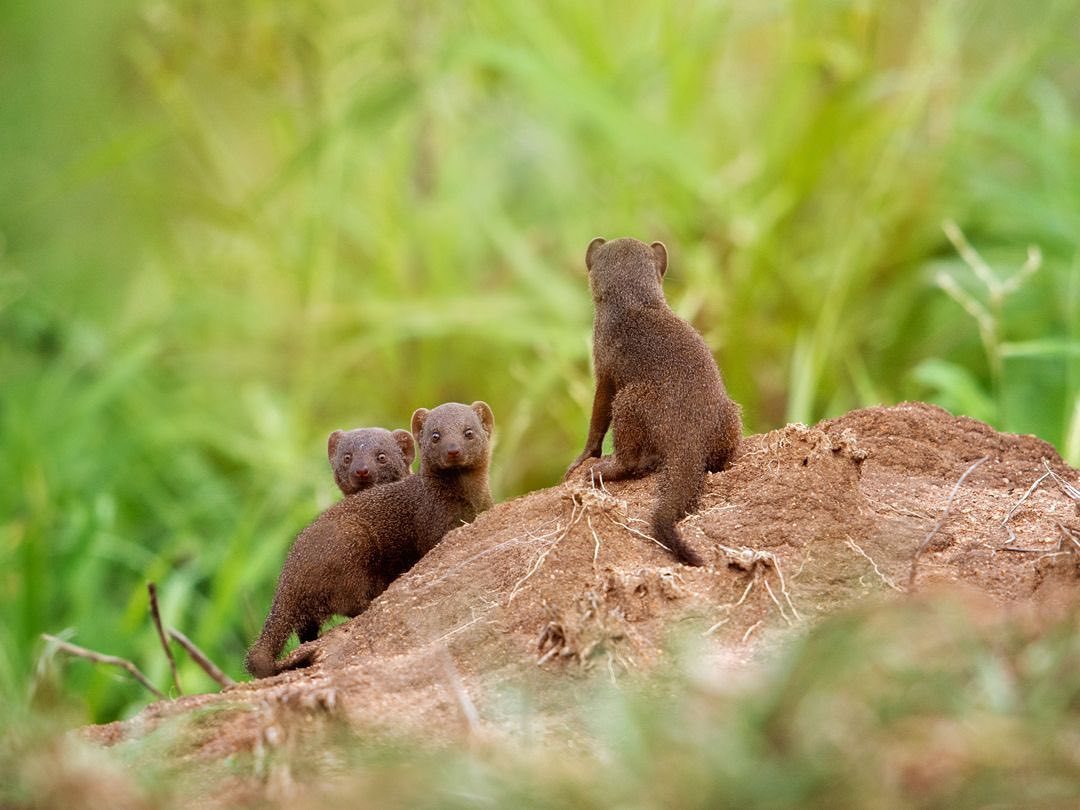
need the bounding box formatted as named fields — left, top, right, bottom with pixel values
left=85, top=403, right=1079, bottom=761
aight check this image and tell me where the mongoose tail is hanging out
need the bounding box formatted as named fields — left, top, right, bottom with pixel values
left=650, top=444, right=708, bottom=567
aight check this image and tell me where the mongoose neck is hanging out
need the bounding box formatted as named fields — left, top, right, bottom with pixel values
left=421, top=464, right=491, bottom=503
left=593, top=288, right=667, bottom=315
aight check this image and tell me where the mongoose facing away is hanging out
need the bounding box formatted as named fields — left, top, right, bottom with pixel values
left=328, top=427, right=415, bottom=495
left=245, top=401, right=495, bottom=678
left=564, top=237, right=741, bottom=566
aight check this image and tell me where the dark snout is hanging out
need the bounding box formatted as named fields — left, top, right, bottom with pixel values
left=352, top=465, right=371, bottom=481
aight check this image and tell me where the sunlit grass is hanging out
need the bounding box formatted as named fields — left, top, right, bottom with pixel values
left=0, top=0, right=1078, bottom=722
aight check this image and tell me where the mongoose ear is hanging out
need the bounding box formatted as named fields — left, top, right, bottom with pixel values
left=327, top=430, right=343, bottom=461
left=411, top=408, right=429, bottom=438
left=392, top=429, right=416, bottom=466
left=470, top=401, right=494, bottom=436
left=585, top=237, right=606, bottom=271
left=650, top=241, right=668, bottom=278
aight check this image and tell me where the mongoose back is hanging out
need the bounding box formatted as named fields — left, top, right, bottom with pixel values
left=564, top=237, right=741, bottom=566
left=245, top=401, right=495, bottom=678
left=328, top=427, right=414, bottom=495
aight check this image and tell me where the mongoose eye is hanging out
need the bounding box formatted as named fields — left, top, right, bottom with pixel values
left=343, top=454, right=352, bottom=464
left=431, top=432, right=440, bottom=443
left=464, top=429, right=475, bottom=439
left=377, top=453, right=388, bottom=463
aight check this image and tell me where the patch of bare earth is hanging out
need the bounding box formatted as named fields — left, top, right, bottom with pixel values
left=84, top=403, right=1079, bottom=766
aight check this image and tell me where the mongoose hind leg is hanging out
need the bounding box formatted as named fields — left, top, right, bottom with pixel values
left=587, top=386, right=660, bottom=484
left=297, top=619, right=321, bottom=644
left=705, top=402, right=742, bottom=472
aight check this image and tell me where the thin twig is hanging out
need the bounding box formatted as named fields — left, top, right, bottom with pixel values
left=909, top=456, right=989, bottom=587
left=167, top=628, right=235, bottom=688
left=148, top=583, right=182, bottom=695
left=42, top=634, right=164, bottom=699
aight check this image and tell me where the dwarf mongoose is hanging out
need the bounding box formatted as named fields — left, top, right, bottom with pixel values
left=246, top=401, right=495, bottom=678
left=328, top=427, right=415, bottom=495
left=564, top=237, right=741, bottom=566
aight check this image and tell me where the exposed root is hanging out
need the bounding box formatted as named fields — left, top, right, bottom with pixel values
left=434, top=610, right=493, bottom=644
left=413, top=533, right=544, bottom=595
left=741, top=620, right=763, bottom=644
left=1000, top=470, right=1052, bottom=546
left=702, top=574, right=757, bottom=637
left=996, top=460, right=1079, bottom=553
left=587, top=513, right=601, bottom=565
left=845, top=536, right=905, bottom=592
left=909, top=456, right=989, bottom=587
left=535, top=588, right=636, bottom=671
left=762, top=577, right=792, bottom=625
left=507, top=518, right=575, bottom=604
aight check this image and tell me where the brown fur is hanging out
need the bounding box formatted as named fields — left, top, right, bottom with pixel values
left=246, top=401, right=494, bottom=678
left=328, top=427, right=415, bottom=495
left=564, top=237, right=741, bottom=566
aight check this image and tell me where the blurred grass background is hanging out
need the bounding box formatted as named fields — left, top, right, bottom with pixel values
left=1, top=0, right=1078, bottom=723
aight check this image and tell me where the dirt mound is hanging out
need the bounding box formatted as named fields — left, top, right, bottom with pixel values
left=86, top=403, right=1079, bottom=757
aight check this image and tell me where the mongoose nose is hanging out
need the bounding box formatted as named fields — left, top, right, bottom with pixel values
left=354, top=467, right=370, bottom=479
left=446, top=446, right=461, bottom=459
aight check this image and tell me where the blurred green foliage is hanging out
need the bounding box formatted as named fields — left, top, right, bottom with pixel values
left=4, top=596, right=1078, bottom=807
left=0, top=0, right=1078, bottom=722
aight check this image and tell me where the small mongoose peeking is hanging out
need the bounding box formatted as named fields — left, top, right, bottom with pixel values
left=564, top=237, right=742, bottom=566
left=245, top=401, right=495, bottom=679
left=328, top=427, right=415, bottom=495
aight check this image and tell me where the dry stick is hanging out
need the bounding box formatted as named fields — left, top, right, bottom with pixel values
left=1042, top=458, right=1080, bottom=501
left=908, top=456, right=989, bottom=588
left=167, top=628, right=235, bottom=688
left=42, top=634, right=165, bottom=700
left=147, top=582, right=182, bottom=695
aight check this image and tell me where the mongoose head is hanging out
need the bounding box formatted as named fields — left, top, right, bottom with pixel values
left=584, top=236, right=668, bottom=308
left=327, top=427, right=415, bottom=495
left=410, top=401, right=494, bottom=474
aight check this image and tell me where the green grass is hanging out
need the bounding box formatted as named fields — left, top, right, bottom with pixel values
left=1, top=0, right=1078, bottom=723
